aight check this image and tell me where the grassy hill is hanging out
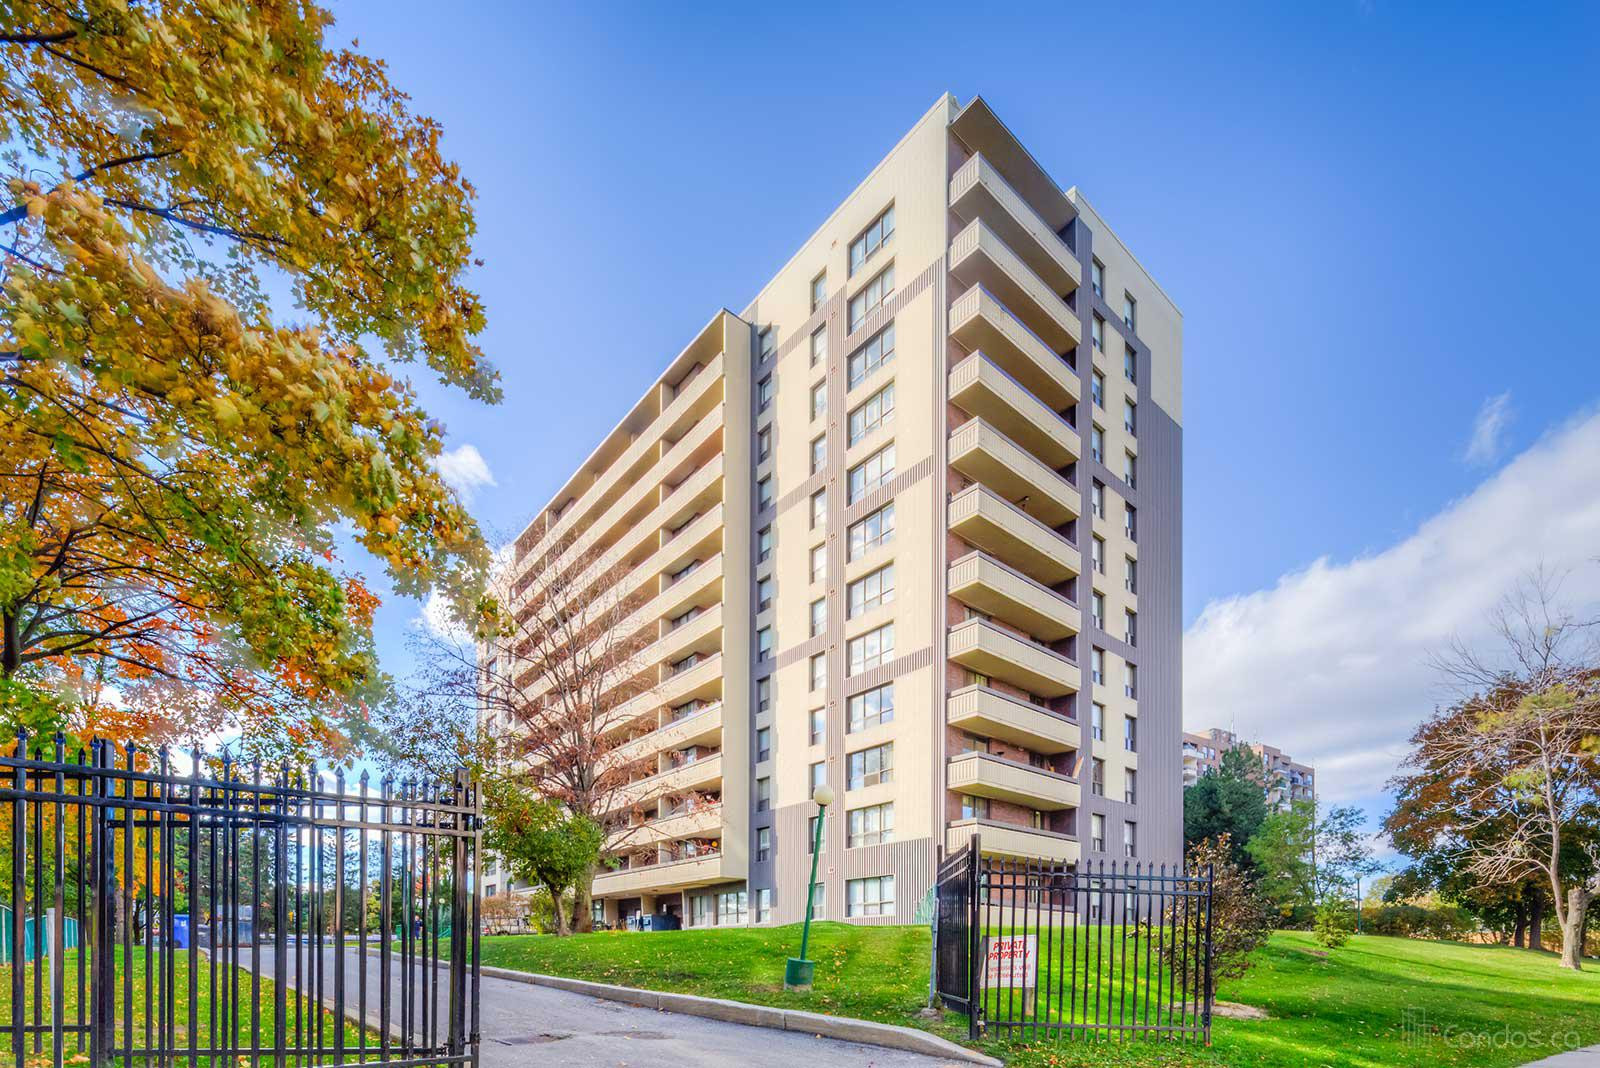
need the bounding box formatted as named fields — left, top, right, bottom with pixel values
left=477, top=924, right=1600, bottom=1067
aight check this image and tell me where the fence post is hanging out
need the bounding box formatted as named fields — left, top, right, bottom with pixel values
left=1202, top=862, right=1215, bottom=1044
left=11, top=729, right=28, bottom=1068
left=965, top=835, right=981, bottom=1041
left=89, top=739, right=116, bottom=1067
left=448, top=770, right=469, bottom=1059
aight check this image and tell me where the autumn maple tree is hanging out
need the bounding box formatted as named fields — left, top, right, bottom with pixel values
left=0, top=1, right=497, bottom=754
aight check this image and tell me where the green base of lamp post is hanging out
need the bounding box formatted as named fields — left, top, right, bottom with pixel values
left=784, top=957, right=815, bottom=990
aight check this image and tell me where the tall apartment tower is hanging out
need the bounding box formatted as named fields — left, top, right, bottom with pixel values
left=489, top=94, right=1183, bottom=928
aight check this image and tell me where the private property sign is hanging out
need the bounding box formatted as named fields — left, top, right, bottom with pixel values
left=981, top=934, right=1037, bottom=989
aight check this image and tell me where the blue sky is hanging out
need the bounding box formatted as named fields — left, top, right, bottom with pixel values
left=327, top=3, right=1600, bottom=831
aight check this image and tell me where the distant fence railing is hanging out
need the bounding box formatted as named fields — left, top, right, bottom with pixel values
left=0, top=730, right=482, bottom=1068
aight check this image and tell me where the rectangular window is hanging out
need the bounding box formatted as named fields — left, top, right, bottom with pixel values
left=848, top=204, right=894, bottom=276
left=1125, top=768, right=1138, bottom=805
left=1125, top=662, right=1138, bottom=699
left=758, top=327, right=774, bottom=360
left=1124, top=344, right=1137, bottom=383
left=756, top=726, right=771, bottom=762
left=809, top=707, right=825, bottom=746
left=811, top=325, right=827, bottom=368
left=1123, top=451, right=1136, bottom=489
left=756, top=777, right=770, bottom=812
left=811, top=882, right=825, bottom=920
left=811, top=489, right=827, bottom=529
left=1124, top=821, right=1137, bottom=858
left=756, top=827, right=771, bottom=862
left=757, top=577, right=774, bottom=612
left=757, top=677, right=771, bottom=713
left=757, top=427, right=772, bottom=462
left=1091, top=592, right=1105, bottom=631
left=809, top=761, right=826, bottom=793
left=811, top=271, right=827, bottom=311
left=757, top=626, right=773, bottom=659
left=1125, top=609, right=1137, bottom=647
left=718, top=890, right=748, bottom=925
left=1091, top=258, right=1104, bottom=297
left=846, top=323, right=895, bottom=389
left=1092, top=535, right=1105, bottom=574
left=847, top=263, right=894, bottom=331
left=1125, top=555, right=1137, bottom=594
left=1092, top=313, right=1105, bottom=351
left=810, top=543, right=827, bottom=583
left=847, top=803, right=894, bottom=848
left=807, top=813, right=824, bottom=854
left=847, top=502, right=895, bottom=559
left=847, top=564, right=895, bottom=618
left=960, top=794, right=988, bottom=820
left=1124, top=399, right=1137, bottom=436
left=1090, top=425, right=1104, bottom=463
left=1091, top=371, right=1105, bottom=408
left=1092, top=647, right=1105, bottom=685
left=757, top=476, right=773, bottom=510
left=846, top=742, right=893, bottom=789
left=847, top=682, right=894, bottom=733
left=756, top=887, right=773, bottom=923
left=1091, top=813, right=1106, bottom=851
left=809, top=652, right=827, bottom=693
left=847, top=622, right=894, bottom=675
left=810, top=380, right=827, bottom=421
left=1092, top=757, right=1105, bottom=796
left=1125, top=503, right=1137, bottom=542
left=758, top=375, right=773, bottom=412
left=757, top=526, right=773, bottom=564
left=810, top=597, right=827, bottom=637
left=1091, top=480, right=1105, bottom=519
left=847, top=875, right=895, bottom=917
left=847, top=383, right=895, bottom=445
left=1123, top=292, right=1137, bottom=332
left=811, top=435, right=827, bottom=474
left=847, top=443, right=895, bottom=503
left=1091, top=701, right=1105, bottom=741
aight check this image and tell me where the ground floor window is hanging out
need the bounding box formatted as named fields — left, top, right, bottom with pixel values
left=691, top=894, right=715, bottom=927
left=755, top=887, right=773, bottom=923
left=717, top=890, right=748, bottom=925
left=846, top=875, right=894, bottom=918
left=811, top=882, right=825, bottom=920
left=592, top=901, right=604, bottom=924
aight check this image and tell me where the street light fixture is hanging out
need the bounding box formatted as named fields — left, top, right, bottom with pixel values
left=785, top=782, right=835, bottom=989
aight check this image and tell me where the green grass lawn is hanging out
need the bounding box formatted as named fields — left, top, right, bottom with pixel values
left=0, top=947, right=370, bottom=1065
left=477, top=924, right=1600, bottom=1067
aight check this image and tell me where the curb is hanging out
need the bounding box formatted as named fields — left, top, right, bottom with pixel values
left=480, top=963, right=1002, bottom=1066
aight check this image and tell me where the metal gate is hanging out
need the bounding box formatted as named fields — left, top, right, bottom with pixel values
left=0, top=729, right=481, bottom=1068
left=934, top=837, right=1214, bottom=1043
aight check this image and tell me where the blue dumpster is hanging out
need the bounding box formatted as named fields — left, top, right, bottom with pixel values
left=172, top=914, right=190, bottom=949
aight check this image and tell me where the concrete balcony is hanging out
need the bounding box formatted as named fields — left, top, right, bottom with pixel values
left=948, top=685, right=1077, bottom=755
left=947, top=751, right=1079, bottom=810
left=522, top=352, right=725, bottom=565
left=615, top=804, right=724, bottom=849
left=948, top=287, right=1077, bottom=410
left=949, top=220, right=1079, bottom=354
left=614, top=752, right=724, bottom=811
left=949, top=353, right=1078, bottom=469
left=603, top=652, right=723, bottom=736
left=948, top=418, right=1078, bottom=527
left=946, top=818, right=1080, bottom=865
left=947, top=618, right=1078, bottom=698
left=609, top=703, right=723, bottom=770
left=948, top=551, right=1078, bottom=642
left=950, top=153, right=1080, bottom=296
left=947, top=484, right=1079, bottom=586
left=592, top=852, right=726, bottom=898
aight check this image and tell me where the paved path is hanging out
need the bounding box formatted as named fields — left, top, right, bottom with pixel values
left=259, top=947, right=961, bottom=1068
left=1522, top=1047, right=1600, bottom=1067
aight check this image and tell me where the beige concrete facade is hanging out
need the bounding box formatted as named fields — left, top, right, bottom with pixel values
left=485, top=94, right=1184, bottom=930
left=1182, top=728, right=1316, bottom=809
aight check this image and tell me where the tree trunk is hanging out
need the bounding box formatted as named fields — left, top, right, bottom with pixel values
left=545, top=883, right=570, bottom=936
left=1512, top=902, right=1527, bottom=948
left=572, top=859, right=596, bottom=934
left=1560, top=887, right=1590, bottom=970
left=1529, top=891, right=1544, bottom=952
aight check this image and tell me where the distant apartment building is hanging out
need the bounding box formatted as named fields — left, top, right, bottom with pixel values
left=483, top=94, right=1184, bottom=928
left=1182, top=728, right=1315, bottom=809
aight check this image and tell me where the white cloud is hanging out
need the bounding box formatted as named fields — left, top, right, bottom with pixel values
left=1464, top=391, right=1513, bottom=465
left=414, top=541, right=514, bottom=644
left=1185, top=407, right=1600, bottom=805
left=433, top=443, right=496, bottom=503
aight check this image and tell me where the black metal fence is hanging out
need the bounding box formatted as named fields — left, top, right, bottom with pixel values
left=935, top=836, right=1214, bottom=1043
left=0, top=730, right=481, bottom=1068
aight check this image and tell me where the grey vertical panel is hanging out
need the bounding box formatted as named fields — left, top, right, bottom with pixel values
left=1137, top=403, right=1183, bottom=864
